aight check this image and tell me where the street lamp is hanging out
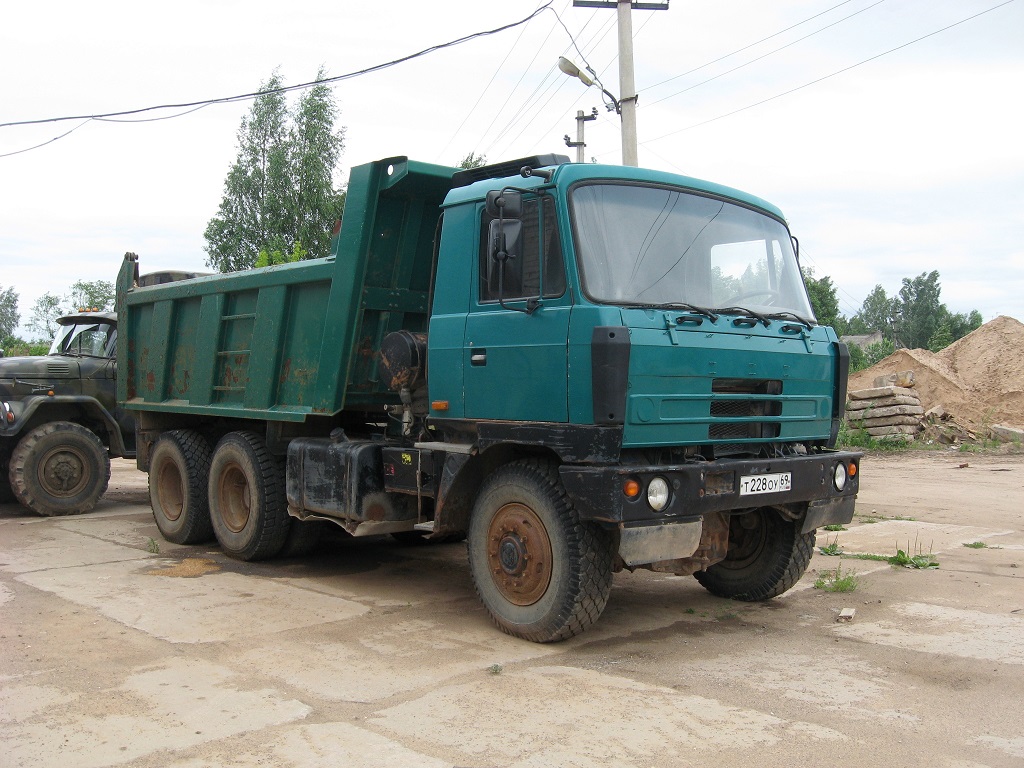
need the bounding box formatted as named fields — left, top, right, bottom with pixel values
left=558, top=56, right=636, bottom=165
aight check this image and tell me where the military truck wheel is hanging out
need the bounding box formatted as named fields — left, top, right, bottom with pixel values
left=208, top=431, right=289, bottom=561
left=694, top=507, right=815, bottom=601
left=149, top=430, right=214, bottom=544
left=9, top=422, right=110, bottom=515
left=0, top=445, right=15, bottom=504
left=467, top=459, right=614, bottom=643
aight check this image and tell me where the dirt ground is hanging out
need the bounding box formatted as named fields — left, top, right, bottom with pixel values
left=2, top=453, right=1022, bottom=768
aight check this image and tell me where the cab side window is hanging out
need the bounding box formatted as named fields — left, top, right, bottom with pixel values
left=479, top=196, right=566, bottom=302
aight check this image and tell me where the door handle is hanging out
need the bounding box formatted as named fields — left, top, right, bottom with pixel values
left=471, top=350, right=487, bottom=366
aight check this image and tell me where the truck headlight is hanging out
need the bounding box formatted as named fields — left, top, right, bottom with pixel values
left=833, top=463, right=848, bottom=491
left=647, top=476, right=670, bottom=511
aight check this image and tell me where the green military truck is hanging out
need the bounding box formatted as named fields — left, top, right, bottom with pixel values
left=117, top=155, right=860, bottom=642
left=1, top=311, right=134, bottom=514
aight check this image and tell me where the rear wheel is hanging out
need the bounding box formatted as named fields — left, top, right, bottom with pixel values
left=208, top=431, right=289, bottom=561
left=149, top=430, right=214, bottom=544
left=467, top=459, right=614, bottom=643
left=694, top=508, right=815, bottom=600
left=9, top=422, right=110, bottom=515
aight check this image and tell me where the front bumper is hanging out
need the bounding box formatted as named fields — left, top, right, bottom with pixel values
left=559, top=450, right=860, bottom=533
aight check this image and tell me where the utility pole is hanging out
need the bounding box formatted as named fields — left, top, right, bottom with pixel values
left=564, top=108, right=598, bottom=163
left=572, top=1, right=668, bottom=167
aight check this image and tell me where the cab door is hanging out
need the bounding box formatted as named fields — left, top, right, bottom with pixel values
left=463, top=195, right=571, bottom=422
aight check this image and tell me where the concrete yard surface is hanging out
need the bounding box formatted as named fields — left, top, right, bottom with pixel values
left=1, top=453, right=1022, bottom=767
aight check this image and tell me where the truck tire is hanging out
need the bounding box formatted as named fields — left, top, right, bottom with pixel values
left=467, top=459, right=614, bottom=643
left=208, top=431, right=289, bottom=561
left=149, top=430, right=214, bottom=545
left=694, top=507, right=816, bottom=601
left=0, top=446, right=14, bottom=504
left=9, top=422, right=110, bottom=516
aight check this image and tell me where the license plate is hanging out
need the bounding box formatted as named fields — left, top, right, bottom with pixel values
left=739, top=472, right=792, bottom=496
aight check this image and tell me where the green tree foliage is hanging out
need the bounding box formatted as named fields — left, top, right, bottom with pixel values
left=847, top=342, right=867, bottom=372
left=851, top=284, right=897, bottom=341
left=66, top=279, right=114, bottom=311
left=801, top=268, right=840, bottom=328
left=254, top=241, right=308, bottom=268
left=0, top=284, right=19, bottom=342
left=864, top=338, right=895, bottom=366
left=27, top=293, right=65, bottom=341
left=205, top=69, right=346, bottom=272
left=457, top=152, right=487, bottom=169
left=893, top=270, right=943, bottom=350
left=927, top=320, right=953, bottom=352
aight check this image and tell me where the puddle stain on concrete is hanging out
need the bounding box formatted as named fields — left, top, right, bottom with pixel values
left=145, top=557, right=221, bottom=578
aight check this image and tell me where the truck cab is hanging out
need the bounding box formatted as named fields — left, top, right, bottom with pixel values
left=1, top=311, right=133, bottom=513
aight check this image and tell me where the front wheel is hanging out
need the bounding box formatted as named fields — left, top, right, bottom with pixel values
left=208, top=431, right=289, bottom=561
left=9, top=422, right=110, bottom=515
left=467, top=459, right=614, bottom=643
left=694, top=507, right=815, bottom=601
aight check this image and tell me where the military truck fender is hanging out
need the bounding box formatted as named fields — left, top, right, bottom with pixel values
left=9, top=395, right=134, bottom=458
left=9, top=421, right=111, bottom=516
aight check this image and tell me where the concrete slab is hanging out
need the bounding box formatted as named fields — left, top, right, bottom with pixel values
left=16, top=559, right=369, bottom=643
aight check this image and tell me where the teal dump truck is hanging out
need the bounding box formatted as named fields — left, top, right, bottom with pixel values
left=117, top=154, right=860, bottom=642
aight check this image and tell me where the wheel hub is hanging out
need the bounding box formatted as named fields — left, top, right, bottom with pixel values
left=486, top=502, right=553, bottom=606
left=39, top=448, right=88, bottom=496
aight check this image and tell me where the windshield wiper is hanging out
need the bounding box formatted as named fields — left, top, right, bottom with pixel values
left=766, top=311, right=815, bottom=330
left=716, top=306, right=771, bottom=327
left=637, top=302, right=719, bottom=322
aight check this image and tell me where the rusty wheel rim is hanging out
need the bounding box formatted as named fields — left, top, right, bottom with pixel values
left=218, top=461, right=251, bottom=533
left=155, top=459, right=184, bottom=521
left=486, top=502, right=553, bottom=606
left=37, top=445, right=90, bottom=498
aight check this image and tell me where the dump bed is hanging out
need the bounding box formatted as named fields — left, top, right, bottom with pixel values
left=116, top=157, right=456, bottom=421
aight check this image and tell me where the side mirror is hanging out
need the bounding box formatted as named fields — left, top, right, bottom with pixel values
left=488, top=219, right=523, bottom=267
left=485, top=189, right=522, bottom=219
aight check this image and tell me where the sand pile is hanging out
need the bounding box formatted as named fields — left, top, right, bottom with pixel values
left=847, top=316, right=1024, bottom=433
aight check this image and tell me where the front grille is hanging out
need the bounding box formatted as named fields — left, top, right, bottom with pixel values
left=708, top=378, right=782, bottom=441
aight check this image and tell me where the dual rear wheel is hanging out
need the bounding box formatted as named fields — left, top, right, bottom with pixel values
left=149, top=429, right=296, bottom=561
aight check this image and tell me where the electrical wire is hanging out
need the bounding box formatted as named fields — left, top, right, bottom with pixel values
left=0, top=2, right=555, bottom=130
left=641, top=0, right=1016, bottom=146
left=0, top=120, right=90, bottom=159
left=642, top=0, right=888, bottom=110
left=435, top=0, right=549, bottom=163
left=639, top=0, right=859, bottom=94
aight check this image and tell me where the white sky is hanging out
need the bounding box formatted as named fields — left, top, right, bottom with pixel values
left=2, top=0, right=1022, bottom=337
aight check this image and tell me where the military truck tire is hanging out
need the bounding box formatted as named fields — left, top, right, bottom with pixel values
left=694, top=507, right=815, bottom=601
left=0, top=446, right=15, bottom=504
left=208, top=431, right=289, bottom=561
left=9, top=422, right=110, bottom=516
left=149, top=430, right=214, bottom=545
left=467, top=459, right=614, bottom=643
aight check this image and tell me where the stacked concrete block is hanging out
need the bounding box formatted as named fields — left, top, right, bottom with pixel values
left=846, top=370, right=925, bottom=440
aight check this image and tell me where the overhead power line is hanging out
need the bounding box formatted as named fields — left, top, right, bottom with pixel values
left=642, top=0, right=888, bottom=110
left=0, top=2, right=555, bottom=131
left=639, top=0, right=860, bottom=94
left=641, top=0, right=1017, bottom=146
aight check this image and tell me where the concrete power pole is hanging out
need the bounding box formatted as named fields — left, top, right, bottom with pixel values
left=564, top=108, right=598, bottom=163
left=573, top=1, right=668, bottom=167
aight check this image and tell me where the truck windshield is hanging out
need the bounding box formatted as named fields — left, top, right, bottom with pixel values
left=570, top=182, right=814, bottom=319
left=49, top=322, right=116, bottom=358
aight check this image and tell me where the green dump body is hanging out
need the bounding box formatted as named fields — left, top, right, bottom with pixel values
left=116, top=158, right=456, bottom=421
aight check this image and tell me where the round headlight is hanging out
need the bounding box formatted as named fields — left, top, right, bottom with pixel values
left=833, top=463, right=848, bottom=491
left=647, top=476, right=670, bottom=511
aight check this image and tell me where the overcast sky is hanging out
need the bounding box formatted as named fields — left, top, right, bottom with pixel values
left=2, top=0, right=1022, bottom=337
